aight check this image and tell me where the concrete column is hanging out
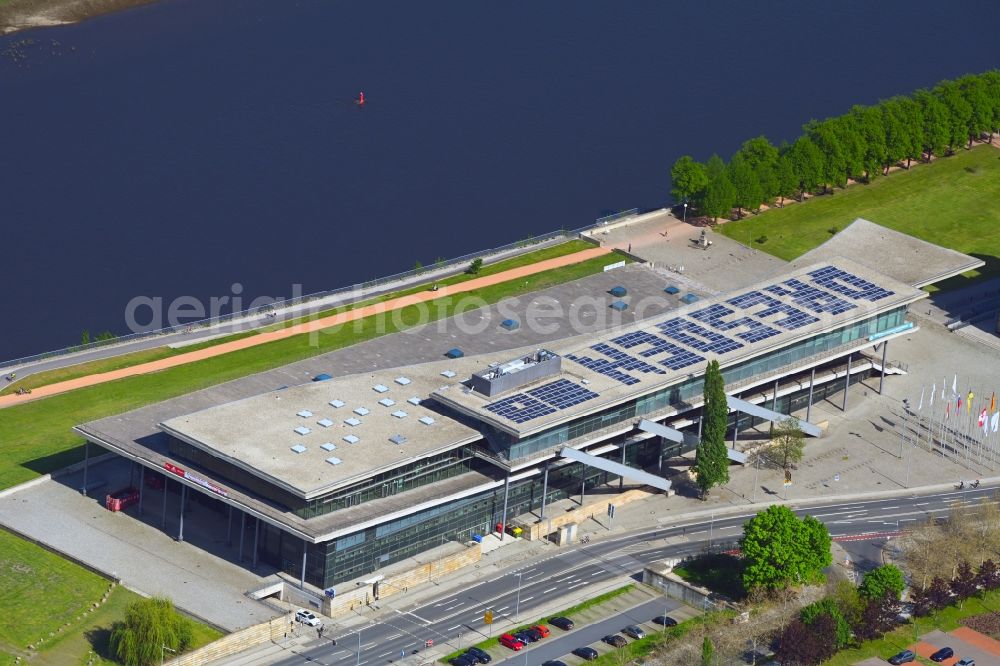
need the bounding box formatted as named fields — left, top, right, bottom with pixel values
left=177, top=484, right=186, bottom=542
left=697, top=415, right=703, bottom=440
left=226, top=505, right=233, bottom=546
left=499, top=474, right=511, bottom=541
left=806, top=367, right=816, bottom=422
left=843, top=354, right=852, bottom=411
left=772, top=379, right=779, bottom=412
left=138, top=466, right=145, bottom=516
left=580, top=465, right=586, bottom=507
left=162, top=478, right=168, bottom=528
left=253, top=518, right=260, bottom=568
left=879, top=341, right=888, bottom=394
left=732, top=411, right=740, bottom=448
left=300, top=543, right=307, bottom=589
left=619, top=443, right=626, bottom=491
left=80, top=441, right=90, bottom=495
left=239, top=511, right=246, bottom=562
left=539, top=465, right=549, bottom=520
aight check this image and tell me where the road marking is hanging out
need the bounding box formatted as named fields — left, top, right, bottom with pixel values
left=689, top=530, right=706, bottom=535
left=543, top=586, right=558, bottom=594
left=447, top=625, right=462, bottom=631
left=881, top=506, right=900, bottom=510
left=568, top=581, right=589, bottom=590
left=590, top=570, right=603, bottom=576
left=521, top=596, right=535, bottom=603
left=914, top=502, right=929, bottom=506
left=378, top=651, right=395, bottom=658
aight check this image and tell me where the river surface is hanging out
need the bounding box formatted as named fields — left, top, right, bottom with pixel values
left=0, top=0, right=996, bottom=360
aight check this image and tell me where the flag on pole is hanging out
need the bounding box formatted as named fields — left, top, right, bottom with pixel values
left=947, top=402, right=951, bottom=420
left=942, top=378, right=946, bottom=400
left=918, top=387, right=925, bottom=411
left=957, top=396, right=963, bottom=413
left=991, top=392, right=996, bottom=413
left=930, top=384, right=935, bottom=408
left=968, top=390, right=975, bottom=414
left=992, top=411, right=1000, bottom=433
left=953, top=374, right=958, bottom=398
left=982, top=408, right=989, bottom=433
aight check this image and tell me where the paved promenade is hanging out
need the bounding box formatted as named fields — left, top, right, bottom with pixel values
left=0, top=246, right=610, bottom=409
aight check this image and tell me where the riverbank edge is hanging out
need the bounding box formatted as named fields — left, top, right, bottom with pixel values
left=0, top=0, right=156, bottom=35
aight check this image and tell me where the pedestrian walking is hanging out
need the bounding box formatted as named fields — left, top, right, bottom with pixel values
left=628, top=243, right=632, bottom=252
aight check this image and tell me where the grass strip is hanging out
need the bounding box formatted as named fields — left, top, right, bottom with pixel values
left=0, top=250, right=624, bottom=491
left=718, top=145, right=1000, bottom=291
left=1, top=240, right=594, bottom=396
left=439, top=585, right=635, bottom=662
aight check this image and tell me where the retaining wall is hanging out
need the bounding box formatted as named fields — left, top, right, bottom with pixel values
left=166, top=614, right=292, bottom=666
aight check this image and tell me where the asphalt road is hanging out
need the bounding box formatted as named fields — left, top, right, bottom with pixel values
left=274, top=485, right=996, bottom=666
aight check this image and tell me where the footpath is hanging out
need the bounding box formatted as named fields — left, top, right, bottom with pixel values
left=0, top=246, right=610, bottom=409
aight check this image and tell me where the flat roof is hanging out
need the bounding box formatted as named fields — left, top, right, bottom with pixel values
left=433, top=258, right=927, bottom=436
left=160, top=369, right=482, bottom=500
left=785, top=218, right=984, bottom=288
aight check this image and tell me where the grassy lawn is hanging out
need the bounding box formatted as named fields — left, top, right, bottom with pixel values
left=718, top=145, right=1000, bottom=290
left=671, top=553, right=746, bottom=600
left=826, top=590, right=1000, bottom=666
left=440, top=585, right=636, bottom=661
left=0, top=528, right=222, bottom=664
left=1, top=240, right=595, bottom=397
left=0, top=249, right=622, bottom=491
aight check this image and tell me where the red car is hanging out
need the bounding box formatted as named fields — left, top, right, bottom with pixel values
left=499, top=634, right=524, bottom=651
left=532, top=624, right=550, bottom=638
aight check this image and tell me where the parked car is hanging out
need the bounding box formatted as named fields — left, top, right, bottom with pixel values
left=465, top=647, right=492, bottom=664
left=603, top=634, right=628, bottom=648
left=295, top=609, right=321, bottom=627
left=622, top=625, right=646, bottom=640
left=955, top=659, right=975, bottom=666
left=651, top=615, right=677, bottom=627
left=499, top=634, right=524, bottom=651
left=550, top=616, right=575, bottom=630
left=450, top=655, right=477, bottom=666
left=514, top=630, right=537, bottom=644
left=572, top=647, right=598, bottom=661
left=887, top=650, right=916, bottom=665
left=532, top=624, right=551, bottom=638
left=541, top=661, right=566, bottom=666
left=930, top=647, right=954, bottom=662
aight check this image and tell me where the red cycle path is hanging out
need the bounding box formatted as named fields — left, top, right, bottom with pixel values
left=0, top=246, right=611, bottom=409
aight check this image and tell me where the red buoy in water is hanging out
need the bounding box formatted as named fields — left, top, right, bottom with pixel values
left=357, top=91, right=366, bottom=106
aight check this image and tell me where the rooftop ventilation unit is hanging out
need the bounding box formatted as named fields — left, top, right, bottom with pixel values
left=329, top=400, right=345, bottom=408
left=378, top=398, right=396, bottom=407
left=344, top=418, right=361, bottom=427
left=321, top=442, right=337, bottom=451
left=317, top=418, right=334, bottom=428
left=373, top=384, right=389, bottom=393
left=290, top=444, right=307, bottom=454
left=407, top=397, right=422, bottom=405
left=325, top=457, right=342, bottom=466
left=392, top=410, right=408, bottom=419
left=395, top=377, right=412, bottom=385
left=294, top=426, right=311, bottom=436
left=354, top=407, right=370, bottom=416
left=419, top=416, right=435, bottom=425
left=470, top=349, right=561, bottom=397
left=297, top=410, right=314, bottom=418
left=343, top=434, right=360, bottom=444
left=389, top=434, right=407, bottom=445
left=441, top=370, right=457, bottom=378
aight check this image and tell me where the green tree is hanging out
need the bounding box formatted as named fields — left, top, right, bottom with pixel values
left=981, top=70, right=1000, bottom=140
left=737, top=136, right=780, bottom=201
left=772, top=144, right=798, bottom=207
left=895, top=96, right=925, bottom=168
left=81, top=329, right=91, bottom=345
left=701, top=636, right=714, bottom=666
left=785, top=136, right=824, bottom=200
left=834, top=114, right=866, bottom=183
left=850, top=104, right=887, bottom=182
left=695, top=360, right=730, bottom=498
left=109, top=597, right=194, bottom=666
left=934, top=80, right=973, bottom=152
left=800, top=598, right=851, bottom=649
left=727, top=153, right=763, bottom=217
left=740, top=506, right=831, bottom=591
left=805, top=119, right=847, bottom=191
left=771, top=417, right=805, bottom=471
left=859, top=564, right=906, bottom=601
left=670, top=155, right=709, bottom=204
left=915, top=88, right=951, bottom=160
left=958, top=74, right=992, bottom=146
left=880, top=98, right=907, bottom=174
left=466, top=258, right=483, bottom=274
left=699, top=155, right=736, bottom=221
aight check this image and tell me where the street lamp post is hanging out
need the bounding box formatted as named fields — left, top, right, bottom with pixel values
left=515, top=572, right=524, bottom=621
left=682, top=201, right=688, bottom=224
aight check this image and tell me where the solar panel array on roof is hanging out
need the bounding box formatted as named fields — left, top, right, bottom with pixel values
left=485, top=393, right=557, bottom=423
left=808, top=265, right=895, bottom=301
left=725, top=291, right=818, bottom=329
left=611, top=330, right=704, bottom=370
left=657, top=318, right=743, bottom=354
left=566, top=341, right=668, bottom=386
left=690, top=304, right=781, bottom=344
left=765, top=278, right=855, bottom=315
left=526, top=378, right=599, bottom=410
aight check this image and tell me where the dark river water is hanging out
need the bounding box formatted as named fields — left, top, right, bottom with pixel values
left=0, top=0, right=997, bottom=360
